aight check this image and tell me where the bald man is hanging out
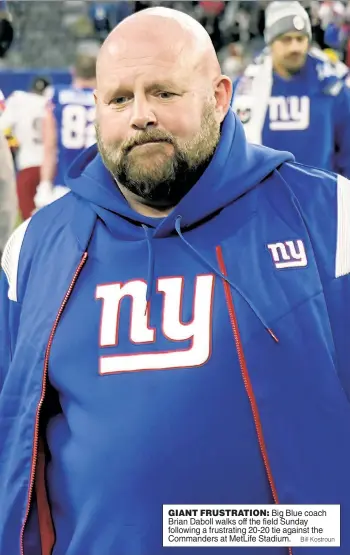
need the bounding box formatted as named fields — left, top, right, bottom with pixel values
left=1, top=8, right=350, bottom=555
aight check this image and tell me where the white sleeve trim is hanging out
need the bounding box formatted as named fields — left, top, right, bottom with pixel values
left=335, top=175, right=350, bottom=278
left=1, top=218, right=31, bottom=301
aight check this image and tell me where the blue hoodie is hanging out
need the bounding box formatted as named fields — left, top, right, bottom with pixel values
left=1, top=110, right=350, bottom=555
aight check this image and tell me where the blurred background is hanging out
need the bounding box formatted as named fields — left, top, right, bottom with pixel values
left=1, top=0, right=350, bottom=96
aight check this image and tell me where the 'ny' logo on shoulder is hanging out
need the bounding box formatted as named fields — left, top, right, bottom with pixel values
left=267, top=240, right=307, bottom=269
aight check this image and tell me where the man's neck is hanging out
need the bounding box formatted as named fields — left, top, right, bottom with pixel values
left=118, top=184, right=174, bottom=218
left=114, top=154, right=215, bottom=219
left=273, top=63, right=293, bottom=80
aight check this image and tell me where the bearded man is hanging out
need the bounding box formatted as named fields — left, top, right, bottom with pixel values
left=1, top=7, right=350, bottom=555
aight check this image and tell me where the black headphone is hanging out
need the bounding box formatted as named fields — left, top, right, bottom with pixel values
left=0, top=14, right=14, bottom=58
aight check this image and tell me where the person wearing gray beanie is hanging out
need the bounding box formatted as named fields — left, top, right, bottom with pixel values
left=264, top=1, right=312, bottom=77
left=231, top=0, right=350, bottom=177
left=264, top=1, right=312, bottom=45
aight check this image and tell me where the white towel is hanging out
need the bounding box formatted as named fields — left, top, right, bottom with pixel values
left=232, top=52, right=273, bottom=145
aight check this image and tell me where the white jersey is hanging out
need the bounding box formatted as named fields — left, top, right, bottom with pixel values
left=0, top=89, right=5, bottom=114
left=0, top=90, right=47, bottom=171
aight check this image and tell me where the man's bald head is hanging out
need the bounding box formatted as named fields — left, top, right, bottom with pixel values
left=96, top=7, right=221, bottom=86
left=94, top=7, right=232, bottom=211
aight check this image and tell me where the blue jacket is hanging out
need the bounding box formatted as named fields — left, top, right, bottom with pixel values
left=231, top=48, right=350, bottom=178
left=324, top=24, right=342, bottom=50
left=1, top=110, right=350, bottom=555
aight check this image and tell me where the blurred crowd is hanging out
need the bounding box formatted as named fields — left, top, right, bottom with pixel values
left=86, top=1, right=350, bottom=79
left=2, top=1, right=350, bottom=75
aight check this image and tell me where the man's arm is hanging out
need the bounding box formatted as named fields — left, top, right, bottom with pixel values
left=0, top=220, right=29, bottom=390
left=322, top=174, right=350, bottom=401
left=0, top=270, right=12, bottom=390
left=0, top=130, right=16, bottom=255
left=41, top=104, right=57, bottom=184
left=333, top=84, right=350, bottom=179
left=280, top=164, right=350, bottom=400
left=34, top=104, right=57, bottom=209
left=0, top=92, right=15, bottom=131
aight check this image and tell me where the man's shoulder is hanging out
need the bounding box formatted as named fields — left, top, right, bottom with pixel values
left=279, top=161, right=339, bottom=197
left=277, top=160, right=345, bottom=216
left=21, top=191, right=78, bottom=245
left=308, top=48, right=349, bottom=95
left=46, top=84, right=73, bottom=106
left=5, top=90, right=25, bottom=105
left=2, top=190, right=76, bottom=244
left=309, top=47, right=349, bottom=78
left=279, top=161, right=350, bottom=224
left=49, top=85, right=95, bottom=108
left=1, top=218, right=31, bottom=301
left=30, top=190, right=76, bottom=227
left=234, top=61, right=261, bottom=94
left=1, top=193, right=77, bottom=300
left=277, top=162, right=350, bottom=279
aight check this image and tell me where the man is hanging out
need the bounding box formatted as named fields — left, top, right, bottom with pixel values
left=0, top=125, right=16, bottom=257
left=231, top=1, right=350, bottom=178
left=1, top=7, right=350, bottom=555
left=34, top=51, right=97, bottom=209
left=0, top=76, right=50, bottom=220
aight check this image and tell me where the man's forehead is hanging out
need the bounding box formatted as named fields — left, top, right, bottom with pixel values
left=96, top=12, right=219, bottom=92
left=99, top=67, right=188, bottom=94
left=101, top=52, right=184, bottom=71
left=98, top=41, right=189, bottom=81
left=101, top=37, right=187, bottom=68
left=97, top=46, right=195, bottom=91
left=278, top=31, right=307, bottom=40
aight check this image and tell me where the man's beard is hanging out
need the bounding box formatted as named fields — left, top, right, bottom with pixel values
left=283, top=52, right=307, bottom=75
left=96, top=103, right=221, bottom=207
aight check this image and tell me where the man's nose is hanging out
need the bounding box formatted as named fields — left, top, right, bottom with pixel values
left=288, top=39, right=304, bottom=51
left=130, top=97, right=157, bottom=130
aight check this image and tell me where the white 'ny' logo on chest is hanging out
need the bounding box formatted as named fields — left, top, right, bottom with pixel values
left=95, top=275, right=215, bottom=374
left=269, top=96, right=310, bottom=131
left=267, top=240, right=307, bottom=269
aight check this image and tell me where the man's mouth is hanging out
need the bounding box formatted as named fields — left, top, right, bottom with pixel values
left=287, top=54, right=302, bottom=61
left=128, top=139, right=170, bottom=151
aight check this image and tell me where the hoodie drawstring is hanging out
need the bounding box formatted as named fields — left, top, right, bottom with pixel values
left=142, top=224, right=155, bottom=310
left=174, top=216, right=278, bottom=343
left=141, top=218, right=278, bottom=342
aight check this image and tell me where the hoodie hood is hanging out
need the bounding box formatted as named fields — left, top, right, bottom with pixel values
left=66, top=109, right=294, bottom=341
left=66, top=109, right=293, bottom=238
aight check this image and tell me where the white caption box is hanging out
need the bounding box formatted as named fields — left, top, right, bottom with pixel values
left=163, top=504, right=340, bottom=547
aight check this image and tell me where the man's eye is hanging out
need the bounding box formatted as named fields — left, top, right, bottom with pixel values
left=112, top=97, right=130, bottom=105
left=158, top=92, right=175, bottom=99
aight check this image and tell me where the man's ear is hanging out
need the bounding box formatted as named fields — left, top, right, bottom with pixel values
left=214, top=75, right=233, bottom=122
